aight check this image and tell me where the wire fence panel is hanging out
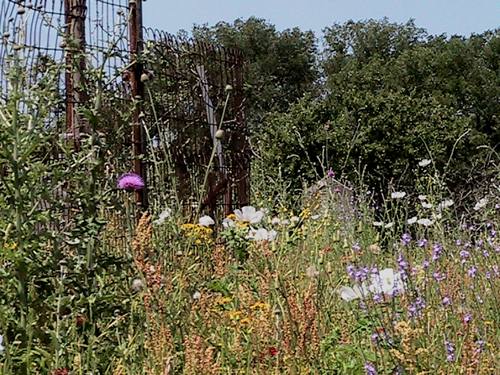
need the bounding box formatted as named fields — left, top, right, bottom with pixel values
left=142, top=29, right=250, bottom=217
left=0, top=1, right=250, bottom=229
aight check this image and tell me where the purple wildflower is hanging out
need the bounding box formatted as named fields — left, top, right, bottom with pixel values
left=397, top=253, right=409, bottom=272
left=401, top=233, right=412, bottom=246
left=475, top=340, right=485, bottom=354
left=467, top=266, right=477, bottom=278
left=364, top=362, right=377, bottom=375
left=117, top=172, right=144, bottom=191
left=445, top=340, right=456, bottom=362
left=408, top=297, right=426, bottom=318
left=327, top=168, right=335, bottom=178
left=417, top=238, right=428, bottom=248
left=433, top=272, right=446, bottom=282
left=373, top=293, right=383, bottom=303
left=346, top=265, right=356, bottom=280
left=463, top=313, right=472, bottom=324
left=352, top=243, right=361, bottom=252
left=459, top=249, right=470, bottom=264
left=422, top=259, right=430, bottom=269
left=432, top=243, right=443, bottom=262
left=442, top=296, right=451, bottom=307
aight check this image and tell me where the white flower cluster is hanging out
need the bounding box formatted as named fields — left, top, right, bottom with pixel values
left=338, top=268, right=405, bottom=302
left=224, top=206, right=277, bottom=242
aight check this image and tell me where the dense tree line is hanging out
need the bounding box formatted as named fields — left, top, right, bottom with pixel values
left=191, top=18, right=500, bottom=199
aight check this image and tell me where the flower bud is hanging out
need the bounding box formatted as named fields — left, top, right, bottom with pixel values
left=215, top=129, right=225, bottom=139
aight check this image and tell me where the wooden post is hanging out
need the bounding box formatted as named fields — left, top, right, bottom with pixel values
left=128, top=0, right=146, bottom=208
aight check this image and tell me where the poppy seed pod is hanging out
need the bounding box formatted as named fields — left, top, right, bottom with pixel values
left=215, top=129, right=225, bottom=139
left=225, top=84, right=233, bottom=92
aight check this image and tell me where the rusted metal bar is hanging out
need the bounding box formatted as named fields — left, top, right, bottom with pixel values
left=64, top=0, right=88, bottom=148
left=128, top=0, right=146, bottom=208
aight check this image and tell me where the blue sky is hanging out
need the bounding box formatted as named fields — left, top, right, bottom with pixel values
left=142, top=0, right=499, bottom=37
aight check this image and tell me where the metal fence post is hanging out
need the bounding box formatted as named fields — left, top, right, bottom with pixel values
left=64, top=0, right=88, bottom=148
left=128, top=0, right=146, bottom=208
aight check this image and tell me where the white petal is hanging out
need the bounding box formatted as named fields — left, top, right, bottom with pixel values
left=338, top=286, right=361, bottom=302
left=198, top=215, right=215, bottom=226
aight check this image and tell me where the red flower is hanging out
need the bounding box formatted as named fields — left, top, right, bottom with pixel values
left=268, top=346, right=278, bottom=357
left=52, top=369, right=69, bottom=375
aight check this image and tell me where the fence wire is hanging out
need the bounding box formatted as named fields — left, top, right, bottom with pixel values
left=0, top=0, right=250, bottom=232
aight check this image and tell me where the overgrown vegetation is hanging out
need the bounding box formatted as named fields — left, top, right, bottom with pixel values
left=0, top=17, right=499, bottom=374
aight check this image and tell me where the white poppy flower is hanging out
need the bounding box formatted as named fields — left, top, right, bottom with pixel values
left=222, top=217, right=235, bottom=228
left=407, top=216, right=418, bottom=225
left=234, top=206, right=265, bottom=224
left=311, top=214, right=321, bottom=220
left=369, top=268, right=405, bottom=296
left=417, top=218, right=434, bottom=227
left=198, top=215, right=215, bottom=226
left=153, top=207, right=172, bottom=225
left=247, top=228, right=277, bottom=241
left=373, top=221, right=384, bottom=227
left=418, top=195, right=428, bottom=201
left=338, top=284, right=369, bottom=302
left=421, top=202, right=433, bottom=209
left=391, top=191, right=406, bottom=199
left=418, top=159, right=432, bottom=167
left=291, top=216, right=300, bottom=224
left=473, top=197, right=488, bottom=211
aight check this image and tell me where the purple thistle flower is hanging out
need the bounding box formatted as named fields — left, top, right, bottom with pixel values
left=117, top=172, right=145, bottom=191
left=401, top=233, right=412, bottom=246
left=364, top=362, right=377, bottom=375
left=327, top=168, right=335, bottom=178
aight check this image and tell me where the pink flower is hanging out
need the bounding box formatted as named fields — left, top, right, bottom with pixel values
left=117, top=172, right=144, bottom=191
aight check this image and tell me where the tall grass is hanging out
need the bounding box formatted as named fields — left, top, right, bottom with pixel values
left=0, top=50, right=499, bottom=375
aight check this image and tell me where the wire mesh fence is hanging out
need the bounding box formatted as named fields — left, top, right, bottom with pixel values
left=0, top=0, right=250, bottom=238
left=142, top=28, right=250, bottom=217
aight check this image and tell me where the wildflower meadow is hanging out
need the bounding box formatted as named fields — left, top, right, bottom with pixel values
left=0, top=13, right=499, bottom=375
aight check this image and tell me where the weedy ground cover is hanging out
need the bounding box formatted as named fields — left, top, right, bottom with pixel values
left=0, top=54, right=499, bottom=375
